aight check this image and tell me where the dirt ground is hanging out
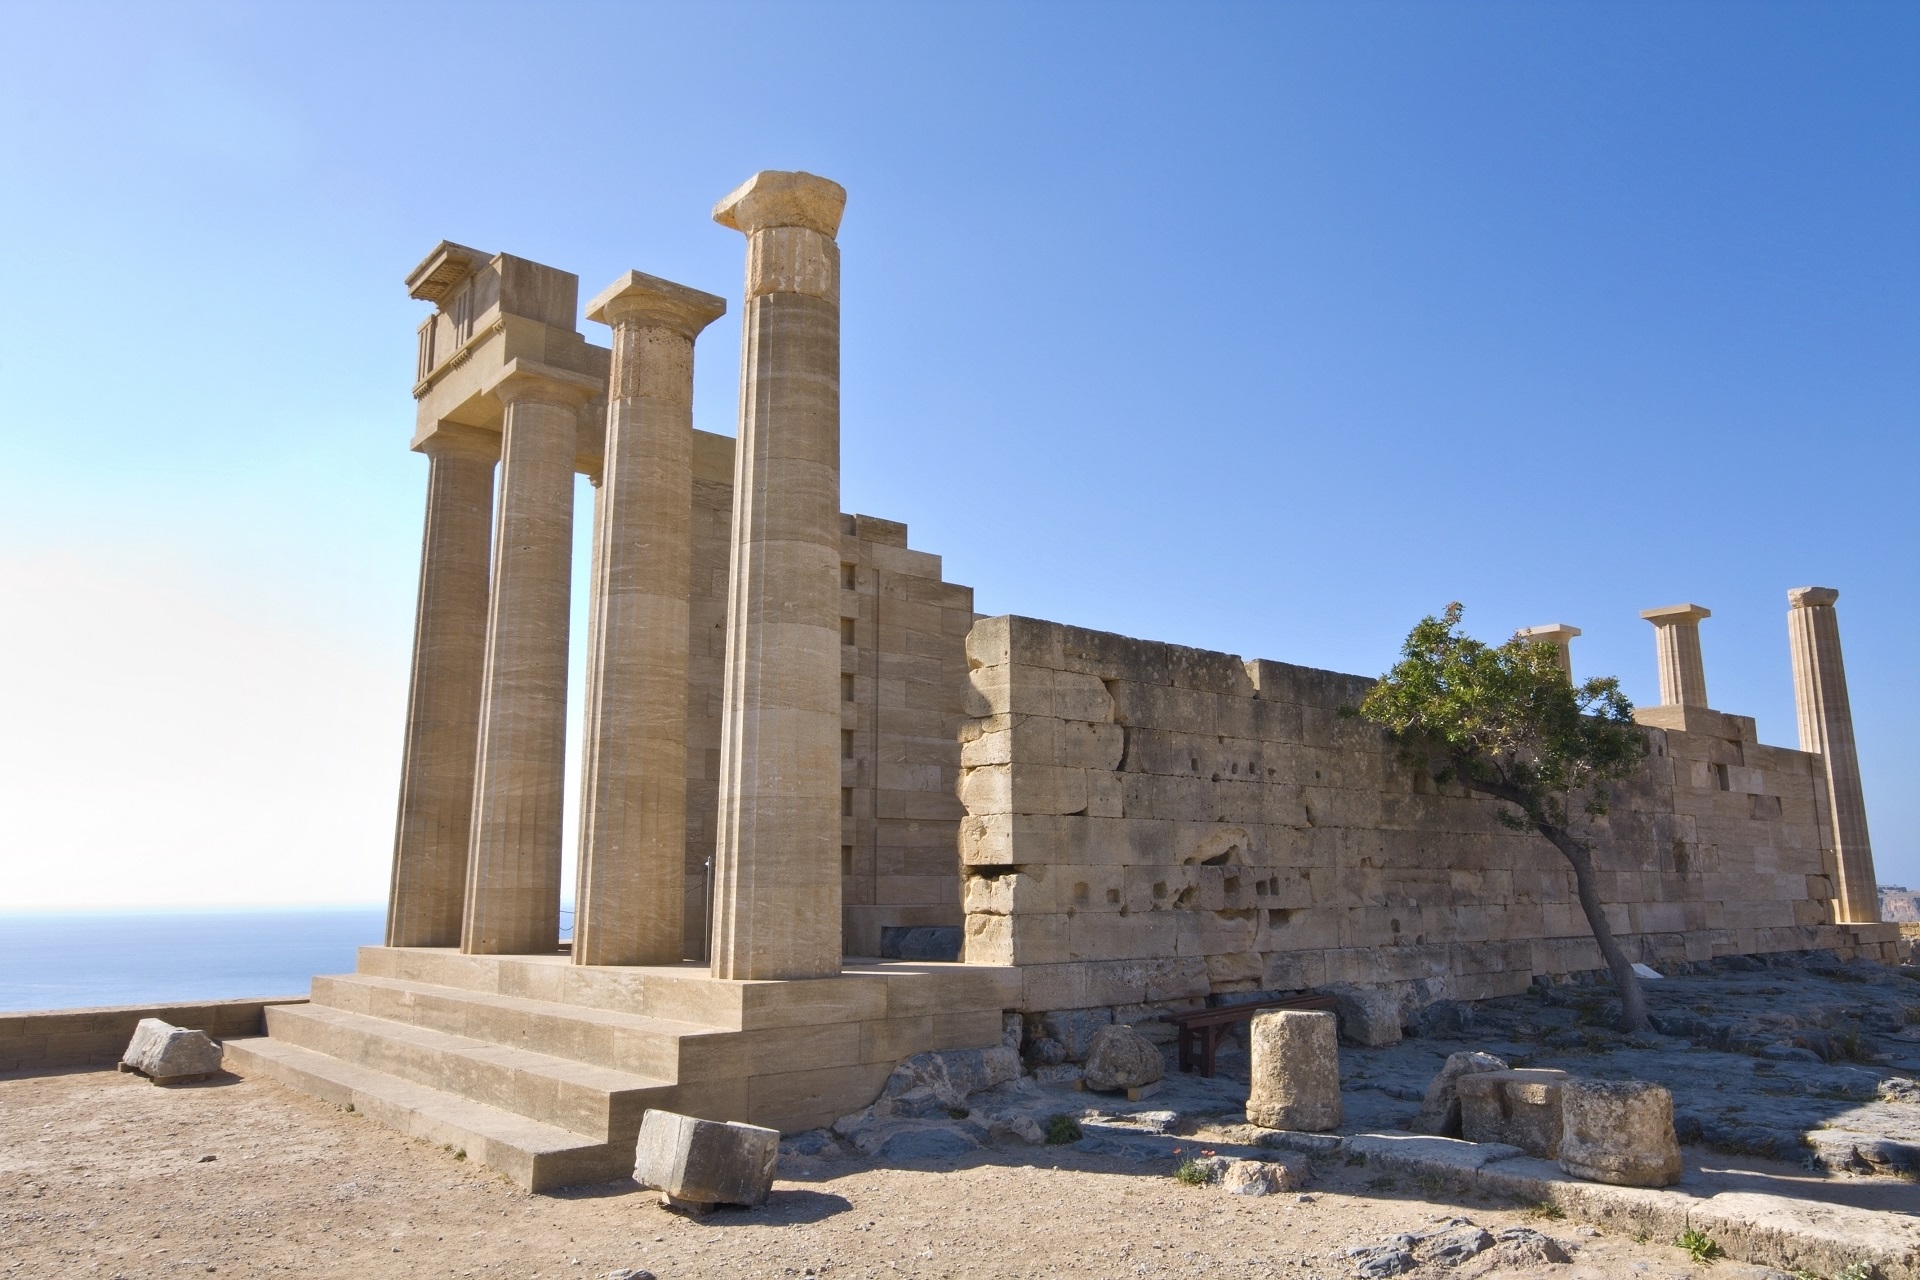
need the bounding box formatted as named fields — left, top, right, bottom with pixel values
left=1, top=1068, right=1806, bottom=1280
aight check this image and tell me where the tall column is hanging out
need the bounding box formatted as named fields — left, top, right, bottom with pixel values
left=1516, top=623, right=1580, bottom=680
left=571, top=272, right=726, bottom=967
left=708, top=170, right=848, bottom=981
left=386, top=429, right=498, bottom=947
left=1640, top=603, right=1712, bottom=707
left=462, top=360, right=601, bottom=955
left=1788, top=587, right=1880, bottom=923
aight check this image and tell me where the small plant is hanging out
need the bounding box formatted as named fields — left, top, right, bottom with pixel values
left=1902, top=1005, right=1920, bottom=1026
left=343, top=1102, right=355, bottom=1113
left=1417, top=1172, right=1446, bottom=1197
left=1344, top=1152, right=1368, bottom=1167
left=1675, top=1228, right=1725, bottom=1263
left=1043, top=1113, right=1081, bottom=1145
left=1836, top=1261, right=1878, bottom=1280
left=1174, top=1159, right=1209, bottom=1186
left=1365, top=1174, right=1398, bottom=1192
left=1532, top=1200, right=1565, bottom=1221
left=454, top=1149, right=466, bottom=1161
left=1633, top=1230, right=1651, bottom=1244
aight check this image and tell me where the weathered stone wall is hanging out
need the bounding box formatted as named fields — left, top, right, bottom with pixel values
left=681, top=430, right=973, bottom=958
left=957, top=615, right=1899, bottom=1014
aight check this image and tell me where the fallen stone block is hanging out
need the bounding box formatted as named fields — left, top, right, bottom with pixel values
left=1557, top=1079, right=1682, bottom=1188
left=1410, top=1050, right=1508, bottom=1136
left=1246, top=1010, right=1341, bottom=1132
left=634, top=1110, right=779, bottom=1213
left=1081, top=1023, right=1164, bottom=1093
left=1344, top=1133, right=1524, bottom=1173
left=119, top=1018, right=222, bottom=1084
left=1458, top=1068, right=1569, bottom=1157
left=1327, top=983, right=1404, bottom=1047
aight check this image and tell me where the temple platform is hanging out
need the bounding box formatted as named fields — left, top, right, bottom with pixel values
left=222, top=946, right=1018, bottom=1190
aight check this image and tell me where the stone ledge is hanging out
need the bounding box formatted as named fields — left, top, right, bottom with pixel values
left=1252, top=1129, right=1920, bottom=1279
left=0, top=997, right=309, bottom=1075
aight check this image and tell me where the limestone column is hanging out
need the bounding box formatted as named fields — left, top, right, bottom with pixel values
left=1516, top=623, right=1580, bottom=680
left=571, top=272, right=726, bottom=967
left=1640, top=603, right=1711, bottom=707
left=386, top=429, right=497, bottom=948
left=708, top=170, right=848, bottom=981
left=462, top=360, right=601, bottom=955
left=1788, top=587, right=1880, bottom=923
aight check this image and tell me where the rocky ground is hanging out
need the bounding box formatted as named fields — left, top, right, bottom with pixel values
left=3, top=955, right=1913, bottom=1280
left=0, top=1067, right=1812, bottom=1280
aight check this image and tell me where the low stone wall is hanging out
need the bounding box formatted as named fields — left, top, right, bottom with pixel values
left=958, top=615, right=1898, bottom=1016
left=0, top=997, right=308, bottom=1074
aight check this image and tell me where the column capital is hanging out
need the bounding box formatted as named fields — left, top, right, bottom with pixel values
left=484, top=358, right=603, bottom=410
left=1788, top=586, right=1840, bottom=610
left=1640, top=603, right=1711, bottom=625
left=1516, top=623, right=1581, bottom=644
left=585, top=270, right=727, bottom=338
left=411, top=420, right=500, bottom=464
left=713, top=170, right=846, bottom=238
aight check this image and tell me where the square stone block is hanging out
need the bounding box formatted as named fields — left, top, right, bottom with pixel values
left=634, top=1109, right=779, bottom=1212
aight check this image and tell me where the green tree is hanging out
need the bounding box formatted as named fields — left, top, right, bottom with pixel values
left=1355, top=603, right=1653, bottom=1031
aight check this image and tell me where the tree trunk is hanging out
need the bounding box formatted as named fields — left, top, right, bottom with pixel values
left=1539, top=824, right=1650, bottom=1032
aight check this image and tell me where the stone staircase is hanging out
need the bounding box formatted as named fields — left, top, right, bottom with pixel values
left=223, top=945, right=1018, bottom=1191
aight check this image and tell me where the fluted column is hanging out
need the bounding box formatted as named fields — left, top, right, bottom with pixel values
left=386, top=428, right=498, bottom=947
left=709, top=170, right=848, bottom=980
left=1640, top=603, right=1712, bottom=707
left=1516, top=623, right=1580, bottom=680
left=462, top=360, right=601, bottom=955
left=571, top=272, right=726, bottom=967
left=1788, top=587, right=1879, bottom=924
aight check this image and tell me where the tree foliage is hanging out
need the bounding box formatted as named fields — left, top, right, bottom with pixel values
left=1355, top=603, right=1653, bottom=1030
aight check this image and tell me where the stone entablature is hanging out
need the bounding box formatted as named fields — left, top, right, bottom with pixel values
left=956, top=616, right=1897, bottom=1016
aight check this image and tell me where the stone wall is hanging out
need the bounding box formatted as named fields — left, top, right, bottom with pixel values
left=682, top=430, right=973, bottom=958
left=0, top=997, right=308, bottom=1074
left=956, top=615, right=1899, bottom=1015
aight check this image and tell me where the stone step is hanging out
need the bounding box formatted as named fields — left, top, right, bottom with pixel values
left=352, top=947, right=749, bottom=1027
left=263, top=1003, right=673, bottom=1142
left=310, top=972, right=724, bottom=1080
left=221, top=1035, right=631, bottom=1191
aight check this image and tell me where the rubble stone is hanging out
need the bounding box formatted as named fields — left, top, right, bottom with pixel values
left=633, top=1110, right=779, bottom=1212
left=1458, top=1068, right=1569, bottom=1158
left=1080, top=1024, right=1164, bottom=1093
left=119, top=1019, right=222, bottom=1084
left=1246, top=1010, right=1341, bottom=1132
left=1557, top=1078, right=1683, bottom=1187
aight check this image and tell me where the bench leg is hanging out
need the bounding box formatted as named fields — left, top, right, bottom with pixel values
left=1199, top=1024, right=1220, bottom=1078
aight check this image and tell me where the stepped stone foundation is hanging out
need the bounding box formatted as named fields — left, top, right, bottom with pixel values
left=223, top=170, right=1895, bottom=1192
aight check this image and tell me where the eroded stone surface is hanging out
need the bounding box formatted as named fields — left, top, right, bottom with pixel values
left=1411, top=1050, right=1508, bottom=1137
left=1247, top=1010, right=1341, bottom=1132
left=1557, top=1079, right=1683, bottom=1188
left=1081, top=1024, right=1164, bottom=1092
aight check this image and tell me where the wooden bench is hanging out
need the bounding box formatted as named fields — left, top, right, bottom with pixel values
left=1164, top=993, right=1339, bottom=1077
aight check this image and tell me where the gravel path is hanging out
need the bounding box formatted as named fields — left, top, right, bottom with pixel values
left=2, top=1068, right=1803, bottom=1280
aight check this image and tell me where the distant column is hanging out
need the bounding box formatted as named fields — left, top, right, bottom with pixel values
left=1788, top=587, right=1880, bottom=924
left=462, top=361, right=601, bottom=955
left=572, top=272, right=726, bottom=968
left=1516, top=623, right=1581, bottom=680
left=1639, top=604, right=1712, bottom=707
left=708, top=170, right=848, bottom=981
left=386, top=429, right=497, bottom=948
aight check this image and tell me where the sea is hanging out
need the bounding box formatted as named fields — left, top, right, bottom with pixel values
left=0, top=908, right=391, bottom=1012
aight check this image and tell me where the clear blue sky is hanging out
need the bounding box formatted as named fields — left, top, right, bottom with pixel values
left=1, top=2, right=1913, bottom=907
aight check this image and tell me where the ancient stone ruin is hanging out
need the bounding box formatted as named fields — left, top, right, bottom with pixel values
left=219, top=169, right=1898, bottom=1191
